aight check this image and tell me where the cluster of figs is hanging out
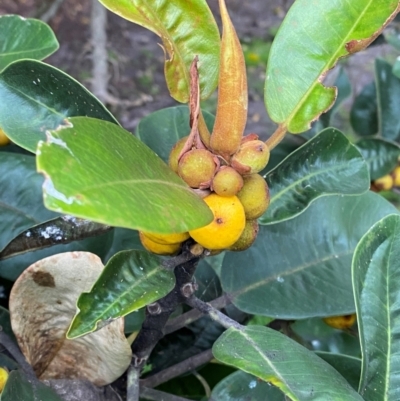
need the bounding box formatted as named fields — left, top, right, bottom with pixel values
left=139, top=0, right=271, bottom=255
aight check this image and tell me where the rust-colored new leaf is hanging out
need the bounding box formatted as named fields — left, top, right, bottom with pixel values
left=210, top=0, right=248, bottom=160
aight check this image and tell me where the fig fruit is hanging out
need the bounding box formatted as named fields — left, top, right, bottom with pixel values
left=229, top=219, right=259, bottom=251
left=373, top=174, right=393, bottom=191
left=237, top=174, right=270, bottom=219
left=168, top=136, right=189, bottom=174
left=178, top=149, right=216, bottom=188
left=212, top=166, right=243, bottom=197
left=189, top=193, right=245, bottom=250
left=231, top=140, right=270, bottom=174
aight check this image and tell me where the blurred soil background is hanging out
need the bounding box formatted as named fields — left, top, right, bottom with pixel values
left=0, top=0, right=398, bottom=138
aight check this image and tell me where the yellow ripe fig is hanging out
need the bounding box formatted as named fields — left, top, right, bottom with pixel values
left=144, top=231, right=190, bottom=245
left=0, top=367, right=8, bottom=393
left=139, top=232, right=181, bottom=256
left=323, top=314, right=356, bottom=330
left=189, top=193, right=245, bottom=250
left=237, top=174, right=270, bottom=219
left=212, top=166, right=244, bottom=197
left=210, top=0, right=248, bottom=159
left=392, top=166, right=400, bottom=187
left=168, top=136, right=189, bottom=174
left=229, top=219, right=259, bottom=251
left=373, top=174, right=394, bottom=191
left=231, top=140, right=270, bottom=175
left=0, top=128, right=10, bottom=146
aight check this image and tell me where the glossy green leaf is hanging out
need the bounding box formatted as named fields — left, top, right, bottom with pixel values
left=0, top=15, right=59, bottom=71
left=376, top=58, right=400, bottom=142
left=353, top=214, right=400, bottom=399
left=0, top=216, right=112, bottom=260
left=0, top=60, right=118, bottom=153
left=104, top=228, right=144, bottom=262
left=151, top=315, right=225, bottom=373
left=136, top=106, right=215, bottom=163
left=210, top=353, right=361, bottom=401
left=37, top=117, right=213, bottom=234
left=0, top=152, right=113, bottom=281
left=222, top=192, right=398, bottom=319
left=211, top=370, right=285, bottom=401
left=292, top=318, right=361, bottom=358
left=350, top=82, right=378, bottom=137
left=195, top=260, right=222, bottom=302
left=124, top=308, right=145, bottom=334
left=356, top=137, right=400, bottom=180
left=213, top=326, right=363, bottom=401
left=68, top=250, right=175, bottom=338
left=260, top=128, right=370, bottom=225
left=1, top=370, right=64, bottom=401
left=98, top=0, right=220, bottom=102
left=265, top=0, right=399, bottom=133
left=316, top=352, right=361, bottom=392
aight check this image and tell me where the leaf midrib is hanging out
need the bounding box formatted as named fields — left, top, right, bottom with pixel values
left=72, top=265, right=173, bottom=336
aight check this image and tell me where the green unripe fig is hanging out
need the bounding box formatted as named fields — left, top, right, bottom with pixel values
left=237, top=174, right=270, bottom=219
left=212, top=166, right=244, bottom=197
left=178, top=149, right=216, bottom=188
left=168, top=136, right=189, bottom=173
left=229, top=219, right=259, bottom=251
left=231, top=140, right=270, bottom=175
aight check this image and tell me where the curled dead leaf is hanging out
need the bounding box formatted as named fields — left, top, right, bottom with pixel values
left=9, top=252, right=132, bottom=386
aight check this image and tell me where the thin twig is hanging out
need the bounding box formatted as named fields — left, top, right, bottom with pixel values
left=140, top=349, right=214, bottom=389
left=185, top=296, right=242, bottom=330
left=140, top=387, right=194, bottom=401
left=164, top=294, right=231, bottom=335
left=127, top=365, right=141, bottom=401
left=161, top=243, right=204, bottom=271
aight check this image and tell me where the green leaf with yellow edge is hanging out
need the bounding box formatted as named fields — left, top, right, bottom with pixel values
left=265, top=0, right=400, bottom=133
left=213, top=325, right=363, bottom=401
left=98, top=0, right=220, bottom=102
left=37, top=117, right=213, bottom=234
left=68, top=250, right=175, bottom=339
left=0, top=15, right=58, bottom=71
left=0, top=60, right=118, bottom=153
left=353, top=214, right=400, bottom=400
